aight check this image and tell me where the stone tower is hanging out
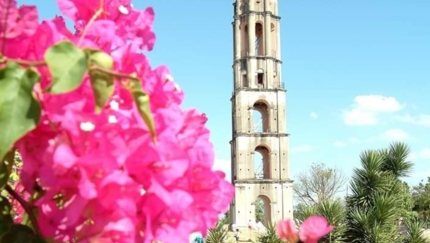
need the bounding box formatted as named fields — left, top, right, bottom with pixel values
left=229, top=0, right=294, bottom=228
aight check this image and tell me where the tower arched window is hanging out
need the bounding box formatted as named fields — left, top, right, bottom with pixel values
left=252, top=100, right=269, bottom=132
left=254, top=195, right=271, bottom=225
left=241, top=24, right=249, bottom=56
left=255, top=23, right=264, bottom=56
left=257, top=68, right=264, bottom=87
left=254, top=145, right=271, bottom=179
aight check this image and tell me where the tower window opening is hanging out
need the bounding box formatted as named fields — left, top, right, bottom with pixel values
left=254, top=195, right=271, bottom=225
left=242, top=74, right=248, bottom=87
left=273, top=62, right=278, bottom=77
left=254, top=145, right=271, bottom=179
left=271, top=22, right=278, bottom=57
left=242, top=24, right=249, bottom=56
left=241, top=60, right=247, bottom=70
left=255, top=23, right=263, bottom=55
left=257, top=73, right=263, bottom=85
left=252, top=101, right=269, bottom=132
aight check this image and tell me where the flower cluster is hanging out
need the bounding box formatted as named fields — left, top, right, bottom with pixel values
left=1, top=0, right=234, bottom=242
left=276, top=216, right=334, bottom=243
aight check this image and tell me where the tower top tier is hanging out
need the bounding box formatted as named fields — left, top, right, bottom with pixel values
left=233, top=0, right=279, bottom=17
left=232, top=0, right=283, bottom=90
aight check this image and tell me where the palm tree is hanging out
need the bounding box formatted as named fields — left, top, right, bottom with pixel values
left=380, top=142, right=413, bottom=177
left=345, top=142, right=414, bottom=243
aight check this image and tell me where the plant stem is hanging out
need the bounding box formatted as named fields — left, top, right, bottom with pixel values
left=2, top=56, right=140, bottom=89
left=77, top=0, right=105, bottom=47
left=5, top=185, right=41, bottom=234
left=90, top=65, right=139, bottom=82
left=0, top=58, right=46, bottom=66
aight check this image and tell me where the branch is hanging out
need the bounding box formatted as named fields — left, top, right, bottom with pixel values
left=77, top=0, right=105, bottom=47
left=0, top=57, right=140, bottom=85
left=5, top=185, right=40, bottom=234
left=90, top=65, right=139, bottom=82
left=0, top=58, right=46, bottom=67
left=294, top=163, right=348, bottom=205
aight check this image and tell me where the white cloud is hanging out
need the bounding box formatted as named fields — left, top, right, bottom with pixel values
left=353, top=95, right=403, bottom=112
left=310, top=112, right=318, bottom=119
left=349, top=137, right=359, bottom=143
left=397, top=114, right=430, bottom=127
left=418, top=148, right=430, bottom=159
left=380, top=128, right=409, bottom=141
left=343, top=109, right=378, bottom=126
left=342, top=95, right=403, bottom=126
left=333, top=141, right=346, bottom=147
left=291, top=145, right=312, bottom=153
left=213, top=159, right=231, bottom=181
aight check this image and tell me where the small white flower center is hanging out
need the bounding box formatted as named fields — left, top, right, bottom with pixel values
left=164, top=74, right=181, bottom=91
left=108, top=115, right=118, bottom=123
left=109, top=100, right=119, bottom=111
left=80, top=122, right=95, bottom=132
left=165, top=74, right=174, bottom=82
left=118, top=5, right=129, bottom=15
left=140, top=188, right=146, bottom=196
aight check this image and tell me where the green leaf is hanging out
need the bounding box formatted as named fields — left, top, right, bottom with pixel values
left=0, top=224, right=38, bottom=243
left=44, top=41, right=88, bottom=94
left=129, top=82, right=156, bottom=142
left=0, top=63, right=41, bottom=161
left=0, top=196, right=13, bottom=235
left=86, top=49, right=115, bottom=113
left=0, top=149, right=14, bottom=190
left=0, top=196, right=12, bottom=216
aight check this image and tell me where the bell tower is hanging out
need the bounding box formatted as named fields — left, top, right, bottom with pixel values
left=229, top=0, right=294, bottom=228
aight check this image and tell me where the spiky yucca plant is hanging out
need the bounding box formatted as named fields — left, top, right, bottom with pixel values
left=257, top=223, right=283, bottom=243
left=345, top=142, right=414, bottom=243
left=402, top=219, right=429, bottom=243
left=205, top=221, right=231, bottom=243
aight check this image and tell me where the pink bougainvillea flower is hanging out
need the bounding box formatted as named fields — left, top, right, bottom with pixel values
left=0, top=0, right=38, bottom=39
left=276, top=219, right=299, bottom=243
left=299, top=216, right=334, bottom=243
left=3, top=0, right=234, bottom=242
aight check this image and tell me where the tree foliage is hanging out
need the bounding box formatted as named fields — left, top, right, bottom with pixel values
left=402, top=218, right=429, bottom=243
left=411, top=177, right=430, bottom=225
left=293, top=163, right=347, bottom=206
left=255, top=198, right=265, bottom=222
left=294, top=200, right=346, bottom=243
left=344, top=142, right=427, bottom=243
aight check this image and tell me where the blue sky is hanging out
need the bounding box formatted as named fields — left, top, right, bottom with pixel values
left=18, top=0, right=430, bottom=188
